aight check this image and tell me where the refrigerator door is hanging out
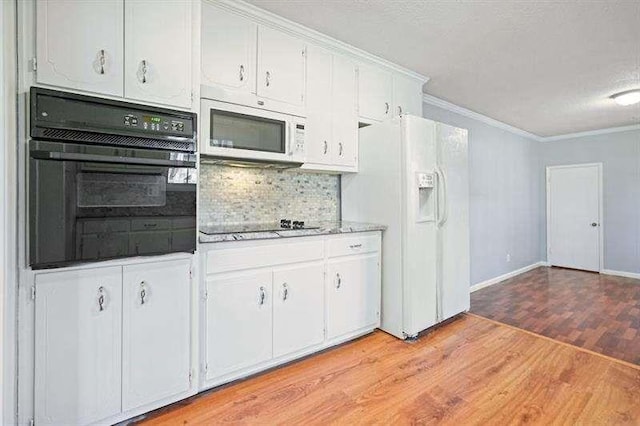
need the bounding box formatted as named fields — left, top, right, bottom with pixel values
left=401, top=115, right=438, bottom=336
left=436, top=123, right=470, bottom=320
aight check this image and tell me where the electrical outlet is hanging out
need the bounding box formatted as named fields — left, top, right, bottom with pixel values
left=506, top=253, right=511, bottom=262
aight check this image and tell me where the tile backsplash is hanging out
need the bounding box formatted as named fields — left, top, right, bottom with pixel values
left=199, top=164, right=340, bottom=226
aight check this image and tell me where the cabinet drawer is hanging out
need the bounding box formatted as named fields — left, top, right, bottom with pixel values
left=206, top=240, right=324, bottom=274
left=327, top=234, right=379, bottom=258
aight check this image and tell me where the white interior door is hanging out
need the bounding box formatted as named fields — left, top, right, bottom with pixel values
left=547, top=164, right=602, bottom=272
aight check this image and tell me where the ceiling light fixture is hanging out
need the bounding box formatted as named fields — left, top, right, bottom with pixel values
left=611, top=89, right=640, bottom=106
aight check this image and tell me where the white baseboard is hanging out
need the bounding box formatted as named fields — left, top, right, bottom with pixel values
left=601, top=269, right=640, bottom=280
left=470, top=261, right=547, bottom=293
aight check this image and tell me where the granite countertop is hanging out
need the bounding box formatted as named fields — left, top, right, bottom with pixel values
left=199, top=221, right=386, bottom=243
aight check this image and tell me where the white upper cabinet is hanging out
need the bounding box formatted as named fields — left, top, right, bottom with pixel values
left=35, top=267, right=122, bottom=426
left=256, top=26, right=306, bottom=107
left=358, top=64, right=393, bottom=121
left=201, top=3, right=256, bottom=95
left=331, top=55, right=358, bottom=167
left=124, top=0, right=193, bottom=108
left=36, top=0, right=124, bottom=97
left=305, top=46, right=333, bottom=165
left=121, top=259, right=192, bottom=412
left=305, top=48, right=358, bottom=171
left=393, top=74, right=424, bottom=117
left=272, top=262, right=325, bottom=358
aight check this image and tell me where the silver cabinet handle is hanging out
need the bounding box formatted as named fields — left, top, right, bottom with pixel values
left=139, top=281, right=147, bottom=305
left=323, top=141, right=328, bottom=155
left=385, top=102, right=390, bottom=114
left=349, top=244, right=362, bottom=249
left=259, top=286, right=266, bottom=305
left=282, top=283, right=289, bottom=301
left=336, top=273, right=342, bottom=289
left=265, top=71, right=271, bottom=87
left=138, top=60, right=148, bottom=83
left=397, top=106, right=403, bottom=115
left=97, top=49, right=106, bottom=75
left=98, top=286, right=106, bottom=311
left=339, top=142, right=343, bottom=156
left=239, top=64, right=244, bottom=81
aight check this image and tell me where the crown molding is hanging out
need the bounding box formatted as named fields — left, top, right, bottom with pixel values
left=423, top=94, right=640, bottom=142
left=210, top=0, right=429, bottom=83
left=540, top=124, right=640, bottom=142
left=422, top=94, right=542, bottom=141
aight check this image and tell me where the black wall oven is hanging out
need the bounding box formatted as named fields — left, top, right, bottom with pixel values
left=29, top=88, right=198, bottom=269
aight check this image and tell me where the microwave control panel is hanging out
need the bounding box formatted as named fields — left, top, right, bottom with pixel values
left=294, top=124, right=305, bottom=153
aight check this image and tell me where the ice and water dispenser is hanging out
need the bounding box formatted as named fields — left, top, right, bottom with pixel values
left=416, top=171, right=436, bottom=222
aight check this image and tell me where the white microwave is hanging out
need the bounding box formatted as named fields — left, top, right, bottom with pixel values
left=200, top=99, right=306, bottom=165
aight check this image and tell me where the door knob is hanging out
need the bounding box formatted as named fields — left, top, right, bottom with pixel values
left=591, top=223, right=598, bottom=227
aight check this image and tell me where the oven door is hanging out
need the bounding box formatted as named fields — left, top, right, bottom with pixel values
left=29, top=140, right=197, bottom=269
left=200, top=99, right=305, bottom=164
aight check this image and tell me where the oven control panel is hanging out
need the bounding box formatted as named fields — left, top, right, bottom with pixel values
left=123, top=113, right=186, bottom=134
left=31, top=87, right=196, bottom=145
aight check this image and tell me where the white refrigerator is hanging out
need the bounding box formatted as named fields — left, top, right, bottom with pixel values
left=342, top=115, right=470, bottom=339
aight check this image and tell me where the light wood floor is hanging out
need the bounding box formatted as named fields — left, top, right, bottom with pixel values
left=139, top=314, right=640, bottom=425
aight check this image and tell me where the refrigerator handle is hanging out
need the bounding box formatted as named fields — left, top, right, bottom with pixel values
left=436, top=166, right=449, bottom=227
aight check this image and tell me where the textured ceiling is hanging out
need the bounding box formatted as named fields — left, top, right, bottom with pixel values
left=246, top=0, right=640, bottom=137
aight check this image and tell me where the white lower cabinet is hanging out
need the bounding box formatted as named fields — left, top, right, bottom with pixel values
left=202, top=232, right=381, bottom=389
left=327, top=254, right=380, bottom=339
left=33, top=257, right=193, bottom=425
left=273, top=262, right=325, bottom=357
left=122, top=260, right=192, bottom=411
left=35, top=267, right=122, bottom=426
left=206, top=271, right=273, bottom=379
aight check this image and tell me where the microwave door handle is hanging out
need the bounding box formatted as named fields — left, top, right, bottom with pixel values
left=29, top=150, right=196, bottom=168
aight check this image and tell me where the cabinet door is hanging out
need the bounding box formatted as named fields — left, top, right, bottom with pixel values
left=257, top=26, right=306, bottom=106
left=273, top=262, right=325, bottom=358
left=305, top=46, right=333, bottom=164
left=35, top=267, right=122, bottom=426
left=124, top=0, right=192, bottom=108
left=358, top=64, right=393, bottom=121
left=122, top=259, right=191, bottom=411
left=331, top=55, right=358, bottom=167
left=393, top=74, right=423, bottom=117
left=36, top=0, right=124, bottom=96
left=327, top=254, right=379, bottom=339
left=201, top=3, right=256, bottom=93
left=206, top=271, right=273, bottom=379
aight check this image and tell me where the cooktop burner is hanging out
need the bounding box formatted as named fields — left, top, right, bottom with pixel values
left=200, top=219, right=319, bottom=235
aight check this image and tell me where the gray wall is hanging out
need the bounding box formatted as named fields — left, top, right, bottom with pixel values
left=540, top=130, right=640, bottom=274
left=423, top=103, right=543, bottom=286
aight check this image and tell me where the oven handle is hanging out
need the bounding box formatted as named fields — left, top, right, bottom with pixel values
left=30, top=150, right=197, bottom=168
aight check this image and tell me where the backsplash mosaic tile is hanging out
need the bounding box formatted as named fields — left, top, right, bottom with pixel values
left=199, top=164, right=340, bottom=227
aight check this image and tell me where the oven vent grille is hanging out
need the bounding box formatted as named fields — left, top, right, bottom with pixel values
left=38, top=128, right=196, bottom=152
